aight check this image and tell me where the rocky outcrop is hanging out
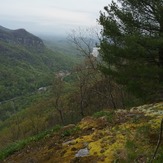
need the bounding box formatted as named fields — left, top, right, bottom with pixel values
left=0, top=25, right=44, bottom=51
left=2, top=103, right=163, bottom=162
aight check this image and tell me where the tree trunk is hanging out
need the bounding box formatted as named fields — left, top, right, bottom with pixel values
left=158, top=47, right=163, bottom=99
left=58, top=109, right=64, bottom=125
left=80, top=85, right=85, bottom=118
left=55, top=97, right=64, bottom=125
left=108, top=77, right=117, bottom=109
left=158, top=20, right=163, bottom=100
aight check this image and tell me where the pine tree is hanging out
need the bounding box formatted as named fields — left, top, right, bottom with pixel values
left=99, top=0, right=163, bottom=101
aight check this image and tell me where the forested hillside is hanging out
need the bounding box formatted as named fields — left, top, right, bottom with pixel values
left=0, top=26, right=76, bottom=102
left=0, top=0, right=163, bottom=162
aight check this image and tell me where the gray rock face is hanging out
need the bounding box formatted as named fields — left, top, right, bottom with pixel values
left=75, top=148, right=89, bottom=157
left=0, top=25, right=45, bottom=52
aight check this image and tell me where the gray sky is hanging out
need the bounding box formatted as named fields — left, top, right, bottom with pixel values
left=0, top=0, right=111, bottom=36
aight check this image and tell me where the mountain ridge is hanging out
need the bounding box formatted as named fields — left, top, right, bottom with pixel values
left=0, top=25, right=44, bottom=51
left=0, top=25, right=76, bottom=101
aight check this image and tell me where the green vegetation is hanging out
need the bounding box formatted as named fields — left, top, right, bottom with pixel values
left=61, top=126, right=81, bottom=137
left=0, top=28, right=84, bottom=152
left=0, top=40, right=76, bottom=101
left=99, top=0, right=163, bottom=102
left=0, top=89, right=51, bottom=121
left=0, top=124, right=61, bottom=160
left=0, top=0, right=163, bottom=161
left=2, top=103, right=163, bottom=162
left=93, top=111, right=116, bottom=123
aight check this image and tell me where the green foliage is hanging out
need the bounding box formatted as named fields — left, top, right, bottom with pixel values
left=0, top=39, right=77, bottom=102
left=93, top=111, right=115, bottom=123
left=136, top=125, right=151, bottom=135
left=0, top=91, right=51, bottom=121
left=156, top=150, right=163, bottom=163
left=125, top=140, right=138, bottom=161
left=0, top=140, right=27, bottom=160
left=99, top=0, right=163, bottom=102
left=0, top=124, right=61, bottom=160
left=93, top=111, right=111, bottom=118
left=61, top=126, right=80, bottom=137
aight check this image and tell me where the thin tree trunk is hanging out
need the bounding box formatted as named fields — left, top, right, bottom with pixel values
left=80, top=85, right=85, bottom=118
left=120, top=88, right=126, bottom=109
left=55, top=97, right=64, bottom=125
left=108, top=78, right=117, bottom=109
left=150, top=118, right=163, bottom=163
left=158, top=20, right=163, bottom=100
left=58, top=109, right=64, bottom=125
left=158, top=47, right=163, bottom=99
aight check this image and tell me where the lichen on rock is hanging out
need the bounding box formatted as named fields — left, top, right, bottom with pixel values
left=3, top=102, right=163, bottom=163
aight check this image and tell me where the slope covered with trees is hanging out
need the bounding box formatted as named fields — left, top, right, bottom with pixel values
left=0, top=0, right=163, bottom=162
left=0, top=26, right=76, bottom=102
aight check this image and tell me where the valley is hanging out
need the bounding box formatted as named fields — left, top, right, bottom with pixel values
left=1, top=0, right=163, bottom=162
left=0, top=26, right=83, bottom=151
left=0, top=13, right=163, bottom=162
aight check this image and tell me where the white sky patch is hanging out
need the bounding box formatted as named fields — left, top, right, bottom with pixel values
left=0, top=0, right=111, bottom=35
left=91, top=47, right=100, bottom=57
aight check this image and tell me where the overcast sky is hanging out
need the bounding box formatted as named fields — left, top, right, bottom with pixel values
left=0, top=0, right=111, bottom=36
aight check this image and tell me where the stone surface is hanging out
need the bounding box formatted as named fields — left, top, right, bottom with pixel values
left=75, top=148, right=89, bottom=157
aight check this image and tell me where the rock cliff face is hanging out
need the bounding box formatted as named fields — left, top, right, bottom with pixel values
left=0, top=25, right=44, bottom=51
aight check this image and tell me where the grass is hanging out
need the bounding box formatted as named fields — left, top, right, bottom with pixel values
left=61, top=126, right=81, bottom=137
left=0, top=125, right=61, bottom=160
left=93, top=110, right=116, bottom=123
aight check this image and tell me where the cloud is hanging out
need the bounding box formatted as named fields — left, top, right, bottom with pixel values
left=0, top=0, right=110, bottom=35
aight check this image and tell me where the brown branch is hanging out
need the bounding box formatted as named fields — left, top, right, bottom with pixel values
left=150, top=118, right=163, bottom=163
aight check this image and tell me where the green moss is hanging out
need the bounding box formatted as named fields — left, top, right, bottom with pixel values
left=3, top=103, right=163, bottom=162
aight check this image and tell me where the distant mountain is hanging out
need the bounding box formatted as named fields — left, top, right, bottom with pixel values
left=0, top=25, right=44, bottom=51
left=0, top=25, right=10, bottom=32
left=41, top=35, right=80, bottom=56
left=0, top=26, right=76, bottom=101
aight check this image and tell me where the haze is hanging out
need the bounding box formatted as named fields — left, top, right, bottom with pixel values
left=0, top=0, right=111, bottom=36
